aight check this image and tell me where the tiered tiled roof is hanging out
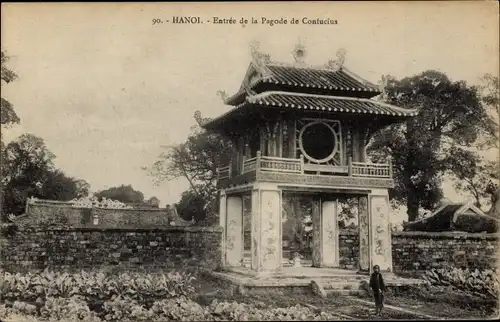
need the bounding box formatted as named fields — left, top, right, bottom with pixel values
left=247, top=92, right=418, bottom=117
left=202, top=53, right=418, bottom=131
left=202, top=91, right=418, bottom=130
left=226, top=63, right=381, bottom=105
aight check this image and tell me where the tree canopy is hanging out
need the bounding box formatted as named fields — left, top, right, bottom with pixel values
left=368, top=70, right=498, bottom=221
left=94, top=185, right=146, bottom=205
left=1, top=52, right=20, bottom=127
left=1, top=134, right=90, bottom=216
left=146, top=123, right=232, bottom=219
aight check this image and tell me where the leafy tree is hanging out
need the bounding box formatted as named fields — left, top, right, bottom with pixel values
left=176, top=189, right=207, bottom=223
left=445, top=147, right=499, bottom=210
left=1, top=134, right=55, bottom=215
left=1, top=51, right=20, bottom=217
left=479, top=73, right=499, bottom=149
left=146, top=121, right=232, bottom=221
left=1, top=51, right=19, bottom=127
left=447, top=74, right=499, bottom=212
left=369, top=70, right=496, bottom=221
left=1, top=134, right=89, bottom=216
left=75, top=179, right=91, bottom=198
left=479, top=73, right=500, bottom=217
left=94, top=184, right=145, bottom=204
left=42, top=170, right=91, bottom=202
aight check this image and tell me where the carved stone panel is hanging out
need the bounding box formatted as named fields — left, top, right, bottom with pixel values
left=311, top=198, right=322, bottom=267
left=321, top=200, right=339, bottom=267
left=251, top=189, right=260, bottom=271
left=219, top=192, right=227, bottom=267
left=358, top=196, right=370, bottom=271
left=260, top=190, right=282, bottom=271
left=369, top=195, right=392, bottom=272
left=226, top=196, right=243, bottom=267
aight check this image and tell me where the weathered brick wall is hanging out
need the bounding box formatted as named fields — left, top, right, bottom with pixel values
left=0, top=226, right=222, bottom=272
left=91, top=208, right=171, bottom=228
left=391, top=231, right=499, bottom=272
left=338, top=230, right=499, bottom=272
left=26, top=204, right=171, bottom=228
left=28, top=204, right=88, bottom=226
left=339, top=229, right=359, bottom=269
left=2, top=224, right=496, bottom=274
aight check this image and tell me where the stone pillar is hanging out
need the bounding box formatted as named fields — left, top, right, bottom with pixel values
left=368, top=190, right=393, bottom=273
left=351, top=129, right=361, bottom=162
left=226, top=195, right=243, bottom=267
left=251, top=183, right=282, bottom=273
left=219, top=191, right=227, bottom=267
left=358, top=196, right=370, bottom=272
left=321, top=200, right=339, bottom=267
left=311, top=197, right=322, bottom=267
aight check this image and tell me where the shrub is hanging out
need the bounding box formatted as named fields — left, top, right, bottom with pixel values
left=0, top=268, right=349, bottom=321
left=0, top=222, right=18, bottom=238
left=422, top=266, right=500, bottom=299
left=0, top=269, right=196, bottom=305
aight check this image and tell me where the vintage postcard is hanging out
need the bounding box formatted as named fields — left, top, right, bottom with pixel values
left=1, top=1, right=499, bottom=321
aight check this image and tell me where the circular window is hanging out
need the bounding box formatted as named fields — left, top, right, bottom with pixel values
left=299, top=122, right=338, bottom=163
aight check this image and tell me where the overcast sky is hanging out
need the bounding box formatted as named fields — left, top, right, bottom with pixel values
left=1, top=2, right=498, bottom=217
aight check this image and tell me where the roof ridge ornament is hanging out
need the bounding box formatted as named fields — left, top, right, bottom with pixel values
left=325, top=48, right=346, bottom=72
left=292, top=41, right=307, bottom=67
left=194, top=110, right=212, bottom=127
left=249, top=40, right=272, bottom=78
left=216, top=90, right=228, bottom=104
left=379, top=75, right=389, bottom=99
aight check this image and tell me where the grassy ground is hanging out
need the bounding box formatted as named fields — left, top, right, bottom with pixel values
left=356, top=285, right=499, bottom=320
left=193, top=277, right=433, bottom=320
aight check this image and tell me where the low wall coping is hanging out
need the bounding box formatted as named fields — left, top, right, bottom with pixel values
left=16, top=225, right=223, bottom=233
left=29, top=204, right=167, bottom=213
left=392, top=231, right=500, bottom=239
left=92, top=207, right=167, bottom=213
left=338, top=229, right=498, bottom=239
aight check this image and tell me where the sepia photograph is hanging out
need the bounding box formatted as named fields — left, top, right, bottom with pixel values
left=1, top=1, right=499, bottom=321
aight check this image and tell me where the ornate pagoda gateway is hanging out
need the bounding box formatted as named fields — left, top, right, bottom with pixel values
left=200, top=43, right=418, bottom=275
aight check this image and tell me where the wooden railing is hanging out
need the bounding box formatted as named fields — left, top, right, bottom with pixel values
left=242, top=156, right=258, bottom=174
left=216, top=153, right=393, bottom=180
left=349, top=157, right=392, bottom=178
left=217, top=165, right=231, bottom=180
left=260, top=155, right=302, bottom=174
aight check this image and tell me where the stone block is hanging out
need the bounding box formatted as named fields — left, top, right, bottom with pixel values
left=311, top=280, right=327, bottom=298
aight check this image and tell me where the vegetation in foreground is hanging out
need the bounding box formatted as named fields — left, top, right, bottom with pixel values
left=0, top=269, right=345, bottom=321
left=357, top=266, right=500, bottom=319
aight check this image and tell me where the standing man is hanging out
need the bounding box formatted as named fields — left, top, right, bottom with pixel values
left=369, top=265, right=386, bottom=315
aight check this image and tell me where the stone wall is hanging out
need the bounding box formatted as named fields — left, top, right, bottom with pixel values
left=338, top=230, right=499, bottom=272
left=339, top=229, right=359, bottom=269
left=91, top=208, right=171, bottom=228
left=0, top=226, right=222, bottom=272
left=2, top=224, right=497, bottom=274
left=26, top=204, right=172, bottom=228
left=391, top=231, right=499, bottom=272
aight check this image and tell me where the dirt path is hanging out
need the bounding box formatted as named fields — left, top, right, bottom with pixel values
left=344, top=296, right=442, bottom=320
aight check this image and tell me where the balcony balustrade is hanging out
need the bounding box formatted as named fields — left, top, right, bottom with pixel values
left=217, top=151, right=393, bottom=182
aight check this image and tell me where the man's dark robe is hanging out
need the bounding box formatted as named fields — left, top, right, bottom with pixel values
left=369, top=272, right=386, bottom=310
